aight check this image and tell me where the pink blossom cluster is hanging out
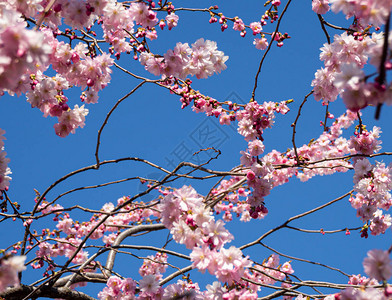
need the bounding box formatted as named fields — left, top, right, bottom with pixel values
left=323, top=249, right=392, bottom=299
left=160, top=279, right=203, bottom=299
left=330, top=0, right=391, bottom=26
left=139, top=252, right=168, bottom=278
left=312, top=0, right=392, bottom=27
left=348, top=273, right=379, bottom=286
left=49, top=36, right=114, bottom=95
left=159, top=186, right=233, bottom=249
left=170, top=96, right=290, bottom=218
left=159, top=185, right=294, bottom=293
left=32, top=0, right=155, bottom=33
left=2, top=0, right=165, bottom=137
left=363, top=249, right=392, bottom=282
left=101, top=1, right=161, bottom=54
left=351, top=157, right=392, bottom=236
left=0, top=5, right=114, bottom=137
left=244, top=254, right=294, bottom=294
left=139, top=38, right=228, bottom=79
left=0, top=129, right=11, bottom=191
left=311, top=22, right=392, bottom=111
left=212, top=177, right=255, bottom=222
left=30, top=0, right=103, bottom=30
left=346, top=287, right=390, bottom=299
left=239, top=111, right=372, bottom=222
left=128, top=2, right=158, bottom=28
left=242, top=108, right=356, bottom=214
left=43, top=34, right=113, bottom=136
left=101, top=1, right=134, bottom=54
left=159, top=186, right=251, bottom=284
left=349, top=126, right=382, bottom=155
left=236, top=101, right=290, bottom=216
left=335, top=29, right=392, bottom=111
left=0, top=255, right=26, bottom=292
left=237, top=101, right=289, bottom=141
left=32, top=197, right=159, bottom=273
left=190, top=244, right=251, bottom=285
left=323, top=288, right=388, bottom=300
left=311, top=32, right=378, bottom=106
left=98, top=276, right=205, bottom=299
left=4, top=0, right=44, bottom=19
left=98, top=276, right=137, bottom=300
left=0, top=5, right=51, bottom=94
left=35, top=237, right=89, bottom=266
left=292, top=111, right=357, bottom=178
left=207, top=3, right=289, bottom=50
left=99, top=248, right=203, bottom=298
left=25, top=71, right=91, bottom=137
left=53, top=104, right=89, bottom=137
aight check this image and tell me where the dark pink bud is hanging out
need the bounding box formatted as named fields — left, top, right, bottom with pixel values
left=71, top=52, right=80, bottom=63
left=53, top=3, right=62, bottom=12
left=148, top=11, right=156, bottom=20
left=86, top=79, right=95, bottom=87
left=247, top=170, right=256, bottom=181
left=260, top=205, right=268, bottom=214
left=384, top=286, right=392, bottom=297
left=61, top=103, right=69, bottom=111
left=49, top=105, right=63, bottom=117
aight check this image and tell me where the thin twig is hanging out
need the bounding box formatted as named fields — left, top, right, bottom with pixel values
left=240, top=190, right=352, bottom=250
left=375, top=12, right=391, bottom=119
left=95, top=81, right=147, bottom=167
left=291, top=91, right=313, bottom=164
left=251, top=0, right=292, bottom=101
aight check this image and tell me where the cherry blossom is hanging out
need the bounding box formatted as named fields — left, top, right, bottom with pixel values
left=363, top=249, right=392, bottom=282
left=0, top=255, right=26, bottom=292
left=165, top=13, right=179, bottom=30
left=312, top=0, right=330, bottom=14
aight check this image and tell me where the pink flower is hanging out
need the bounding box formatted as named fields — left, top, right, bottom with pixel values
left=0, top=255, right=26, bottom=292
left=280, top=262, right=294, bottom=274
left=253, top=37, right=268, bottom=50
left=233, top=18, right=245, bottom=31
left=248, top=140, right=265, bottom=156
left=250, top=22, right=262, bottom=35
left=139, top=275, right=160, bottom=295
left=120, top=278, right=136, bottom=295
left=165, top=13, right=179, bottom=30
left=190, top=246, right=212, bottom=273
left=129, top=2, right=158, bottom=28
left=363, top=249, right=392, bottom=281
left=107, top=276, right=122, bottom=295
left=312, top=0, right=330, bottom=14
left=204, top=219, right=233, bottom=248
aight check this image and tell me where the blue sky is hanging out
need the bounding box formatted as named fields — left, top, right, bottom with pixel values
left=1, top=0, right=392, bottom=297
